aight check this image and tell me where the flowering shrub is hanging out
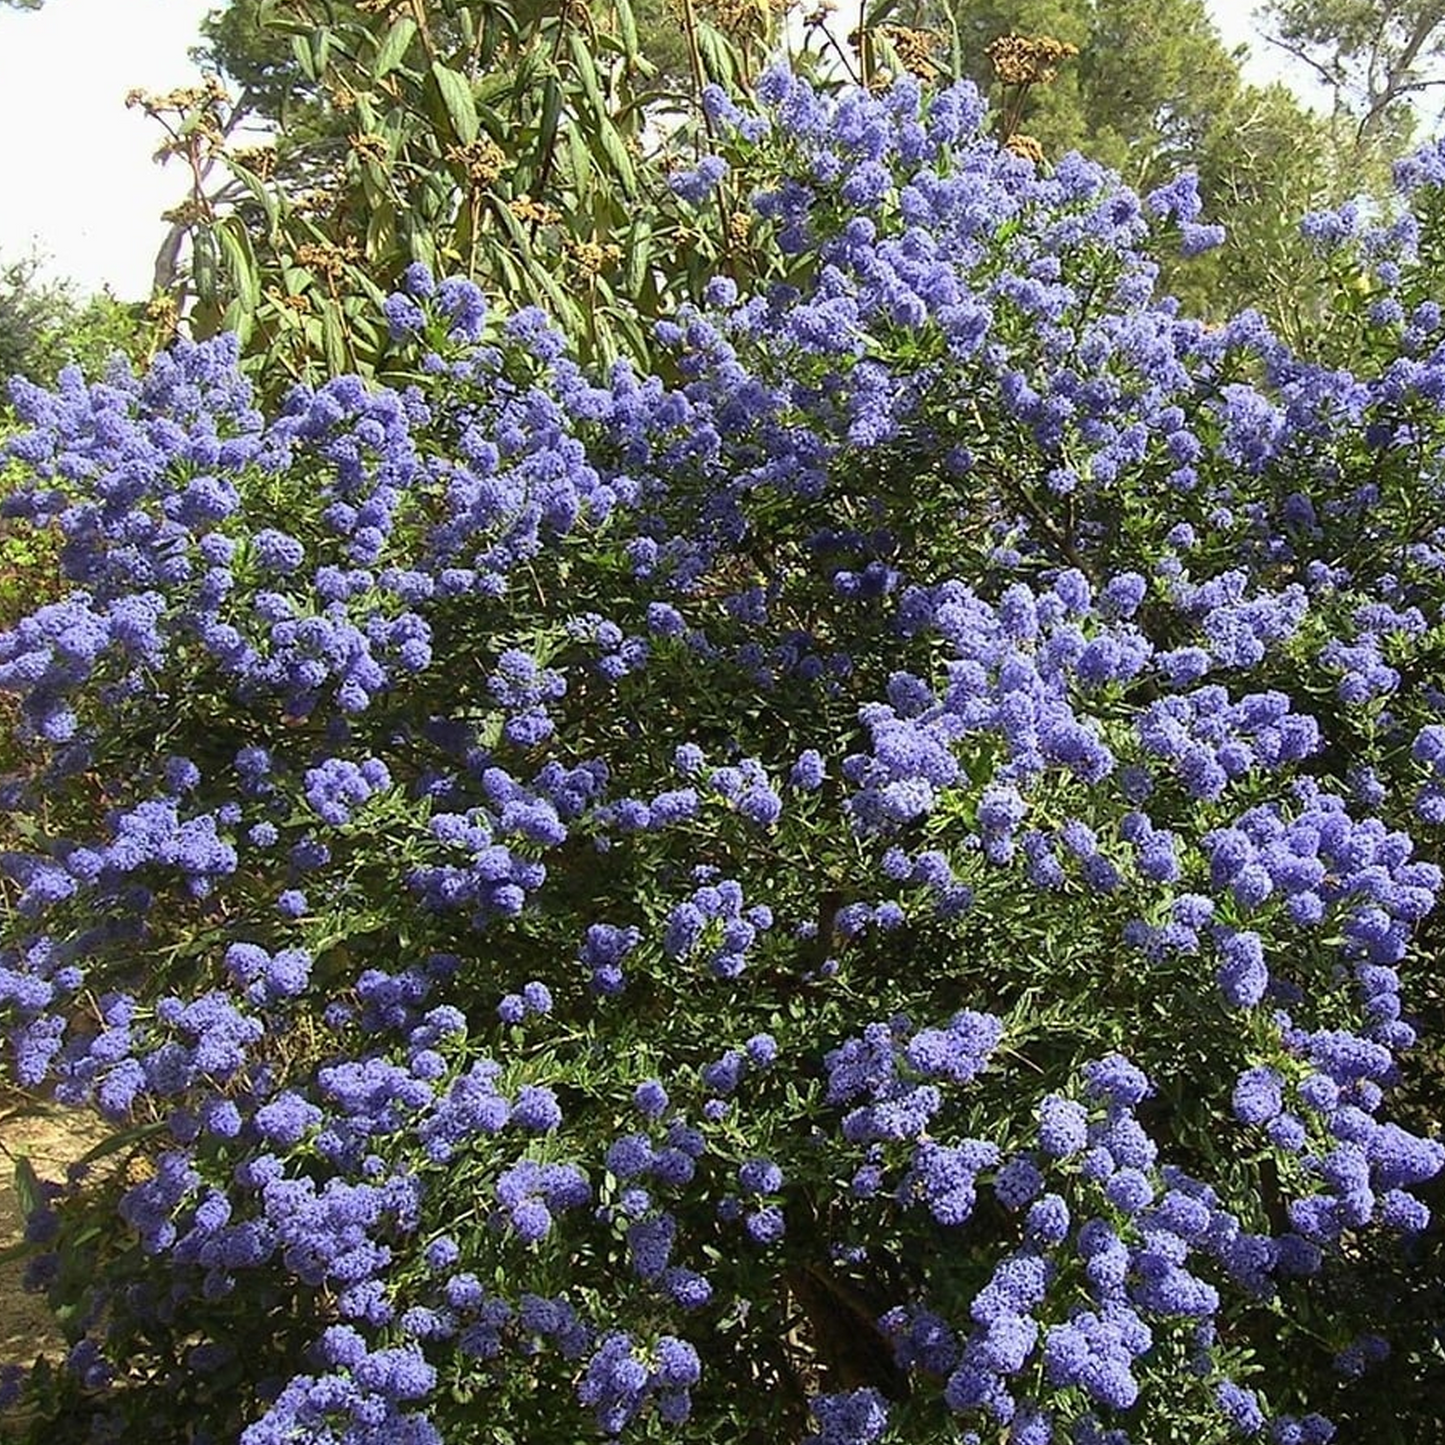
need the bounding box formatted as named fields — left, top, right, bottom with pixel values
left=3, top=68, right=1445, bottom=1444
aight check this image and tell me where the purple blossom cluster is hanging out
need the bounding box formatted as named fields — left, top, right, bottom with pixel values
left=863, top=1055, right=1359, bottom=1439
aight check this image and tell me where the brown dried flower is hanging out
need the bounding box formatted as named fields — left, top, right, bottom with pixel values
left=712, top=0, right=778, bottom=36
left=350, top=132, right=391, bottom=166
left=231, top=145, right=277, bottom=181
left=160, top=197, right=209, bottom=225
left=1005, top=133, right=1046, bottom=165
left=986, top=33, right=1078, bottom=87
left=879, top=23, right=943, bottom=82
left=568, top=238, right=623, bottom=277
left=510, top=196, right=562, bottom=226
left=296, top=240, right=360, bottom=281
left=446, top=137, right=507, bottom=188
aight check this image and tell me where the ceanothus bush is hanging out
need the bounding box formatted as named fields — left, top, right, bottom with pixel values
left=3, top=67, right=1445, bottom=1444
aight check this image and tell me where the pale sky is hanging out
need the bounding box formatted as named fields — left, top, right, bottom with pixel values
left=0, top=0, right=1319, bottom=301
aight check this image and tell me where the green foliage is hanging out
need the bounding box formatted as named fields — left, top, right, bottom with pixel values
left=0, top=256, right=148, bottom=399
left=1159, top=79, right=1334, bottom=338
left=138, top=0, right=796, bottom=396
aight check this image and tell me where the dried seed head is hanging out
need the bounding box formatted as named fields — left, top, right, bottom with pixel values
left=880, top=24, right=943, bottom=82
left=510, top=196, right=563, bottom=226
left=1006, top=133, right=1046, bottom=165
left=569, top=239, right=623, bottom=276
left=446, top=137, right=507, bottom=187
left=986, top=33, right=1078, bottom=86
left=350, top=132, right=391, bottom=166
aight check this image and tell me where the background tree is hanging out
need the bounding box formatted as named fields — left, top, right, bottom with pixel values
left=0, top=253, right=147, bottom=398
left=896, top=0, right=1367, bottom=326
left=932, top=0, right=1244, bottom=187
left=1259, top=0, right=1445, bottom=169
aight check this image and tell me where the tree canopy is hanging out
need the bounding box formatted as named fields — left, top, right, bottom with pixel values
left=1259, top=0, right=1445, bottom=158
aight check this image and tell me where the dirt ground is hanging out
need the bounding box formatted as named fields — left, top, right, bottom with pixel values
left=0, top=1092, right=107, bottom=1371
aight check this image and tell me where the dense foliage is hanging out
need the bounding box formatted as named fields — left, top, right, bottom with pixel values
left=0, top=255, right=147, bottom=399
left=3, top=68, right=1445, bottom=1444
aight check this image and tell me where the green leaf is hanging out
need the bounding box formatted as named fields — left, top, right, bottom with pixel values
left=567, top=123, right=593, bottom=197
left=290, top=32, right=317, bottom=83
left=221, top=298, right=254, bottom=346
left=349, top=267, right=388, bottom=308
left=694, top=24, right=738, bottom=88
left=595, top=118, right=637, bottom=197
left=215, top=216, right=261, bottom=312
left=536, top=74, right=563, bottom=169
left=526, top=258, right=582, bottom=333
left=614, top=0, right=641, bottom=59
left=473, top=68, right=514, bottom=108
left=374, top=14, right=417, bottom=78
left=12, top=1155, right=41, bottom=1219
left=567, top=32, right=606, bottom=120
left=622, top=217, right=652, bottom=295
left=607, top=306, right=650, bottom=364
left=353, top=90, right=379, bottom=133
left=224, top=157, right=281, bottom=237
left=365, top=200, right=398, bottom=263
left=321, top=299, right=348, bottom=374
left=430, top=61, right=479, bottom=146
left=410, top=230, right=437, bottom=271
left=191, top=230, right=218, bottom=306
left=73, top=1120, right=169, bottom=1169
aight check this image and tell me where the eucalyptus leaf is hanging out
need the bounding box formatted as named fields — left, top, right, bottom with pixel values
left=321, top=298, right=349, bottom=374
left=290, top=31, right=317, bottom=82
left=567, top=31, right=607, bottom=120
left=595, top=117, right=638, bottom=198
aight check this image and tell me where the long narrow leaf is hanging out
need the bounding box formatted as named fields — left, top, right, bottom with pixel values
left=595, top=117, right=638, bottom=197
left=567, top=32, right=607, bottom=119
left=290, top=32, right=318, bottom=82
left=374, top=14, right=418, bottom=78
left=216, top=216, right=261, bottom=312
left=430, top=61, right=480, bottom=146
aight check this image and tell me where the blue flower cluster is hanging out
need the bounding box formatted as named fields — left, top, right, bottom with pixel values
left=3, top=62, right=1445, bottom=1445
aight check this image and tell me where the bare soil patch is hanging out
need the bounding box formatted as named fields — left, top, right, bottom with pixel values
left=0, top=1092, right=108, bottom=1371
